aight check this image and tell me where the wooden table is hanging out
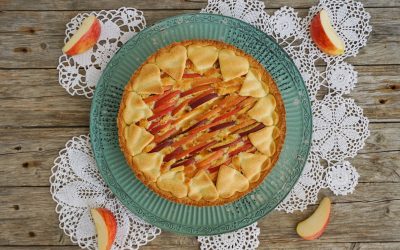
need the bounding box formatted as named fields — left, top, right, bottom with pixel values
left=1, top=0, right=399, bottom=249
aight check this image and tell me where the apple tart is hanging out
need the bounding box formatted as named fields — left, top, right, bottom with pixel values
left=118, top=40, right=286, bottom=206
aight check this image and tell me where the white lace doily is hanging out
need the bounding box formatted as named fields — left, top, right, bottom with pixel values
left=53, top=1, right=371, bottom=249
left=198, top=223, right=260, bottom=250
left=57, top=7, right=146, bottom=98
left=50, top=135, right=161, bottom=249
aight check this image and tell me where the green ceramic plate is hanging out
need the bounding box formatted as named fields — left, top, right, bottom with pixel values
left=90, top=13, right=312, bottom=236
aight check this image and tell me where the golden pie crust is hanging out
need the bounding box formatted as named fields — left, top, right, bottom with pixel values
left=118, top=40, right=286, bottom=206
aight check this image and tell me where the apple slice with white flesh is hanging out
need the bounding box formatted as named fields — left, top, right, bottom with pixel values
left=296, top=197, right=331, bottom=240
left=310, top=9, right=345, bottom=56
left=91, top=208, right=117, bottom=250
left=62, top=15, right=101, bottom=56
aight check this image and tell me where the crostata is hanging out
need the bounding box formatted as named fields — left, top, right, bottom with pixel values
left=118, top=40, right=286, bottom=206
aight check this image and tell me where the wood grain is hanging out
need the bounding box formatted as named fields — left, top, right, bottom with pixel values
left=0, top=65, right=398, bottom=128
left=1, top=242, right=400, bottom=250
left=1, top=0, right=399, bottom=10
left=0, top=122, right=398, bottom=186
left=1, top=186, right=399, bottom=245
left=0, top=8, right=399, bottom=68
left=0, top=1, right=399, bottom=249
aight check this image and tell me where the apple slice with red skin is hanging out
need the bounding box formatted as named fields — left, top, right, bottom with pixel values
left=210, top=96, right=248, bottom=123
left=149, top=120, right=172, bottom=135
left=148, top=105, right=175, bottom=121
left=154, top=90, right=181, bottom=109
left=296, top=197, right=331, bottom=240
left=62, top=15, right=101, bottom=56
left=180, top=119, right=208, bottom=134
left=310, top=10, right=345, bottom=56
left=190, top=141, right=217, bottom=155
left=188, top=120, right=221, bottom=135
left=148, top=139, right=173, bottom=153
left=171, top=99, right=190, bottom=116
left=208, top=158, right=233, bottom=173
left=238, top=123, right=266, bottom=137
left=209, top=121, right=236, bottom=132
left=189, top=92, right=218, bottom=109
left=91, top=208, right=116, bottom=250
left=164, top=147, right=183, bottom=162
left=168, top=141, right=214, bottom=162
left=154, top=128, right=177, bottom=143
left=212, top=107, right=242, bottom=123
left=170, top=156, right=196, bottom=168
left=180, top=84, right=214, bottom=97
left=228, top=141, right=254, bottom=157
left=229, top=119, right=256, bottom=133
left=147, top=119, right=161, bottom=131
left=171, top=133, right=197, bottom=149
left=211, top=138, right=242, bottom=152
left=143, top=89, right=172, bottom=104
left=197, top=150, right=224, bottom=169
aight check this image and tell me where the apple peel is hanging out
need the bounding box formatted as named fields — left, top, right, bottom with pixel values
left=310, top=10, right=345, bottom=56
left=296, top=197, right=331, bottom=240
left=91, top=208, right=117, bottom=250
left=62, top=15, right=101, bottom=56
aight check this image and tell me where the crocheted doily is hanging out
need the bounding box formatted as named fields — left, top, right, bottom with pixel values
left=50, top=135, right=161, bottom=249
left=53, top=1, right=371, bottom=249
left=57, top=7, right=146, bottom=98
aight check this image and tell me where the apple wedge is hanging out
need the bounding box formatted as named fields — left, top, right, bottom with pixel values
left=296, top=197, right=331, bottom=240
left=62, top=15, right=101, bottom=56
left=91, top=208, right=117, bottom=250
left=310, top=10, right=345, bottom=56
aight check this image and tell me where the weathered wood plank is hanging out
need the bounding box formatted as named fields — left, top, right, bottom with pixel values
left=349, top=66, right=400, bottom=123
left=0, top=117, right=387, bottom=157
left=0, top=95, right=91, bottom=127
left=360, top=123, right=400, bottom=153
left=2, top=242, right=400, bottom=250
left=0, top=122, right=399, bottom=186
left=358, top=243, right=400, bottom=250
left=9, top=32, right=398, bottom=69
left=1, top=242, right=399, bottom=250
left=1, top=147, right=398, bottom=187
left=1, top=186, right=399, bottom=245
left=259, top=199, right=400, bottom=243
left=0, top=128, right=88, bottom=155
left=0, top=65, right=398, bottom=127
left=1, top=0, right=399, bottom=10
left=3, top=8, right=397, bottom=35
left=262, top=242, right=400, bottom=250
left=2, top=147, right=399, bottom=187
left=0, top=8, right=399, bottom=68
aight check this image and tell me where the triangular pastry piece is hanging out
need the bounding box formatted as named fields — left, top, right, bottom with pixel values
left=272, top=111, right=279, bottom=125
left=123, top=92, right=153, bottom=125
left=239, top=69, right=269, bottom=97
left=262, top=158, right=272, bottom=172
left=130, top=64, right=163, bottom=94
left=156, top=166, right=188, bottom=198
left=216, top=165, right=249, bottom=198
left=248, top=95, right=276, bottom=126
left=124, top=124, right=154, bottom=156
left=156, top=45, right=187, bottom=80
left=219, top=49, right=249, bottom=81
left=187, top=45, right=219, bottom=73
left=132, top=152, right=163, bottom=182
left=235, top=152, right=268, bottom=183
left=188, top=170, right=218, bottom=201
left=248, top=126, right=276, bottom=156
